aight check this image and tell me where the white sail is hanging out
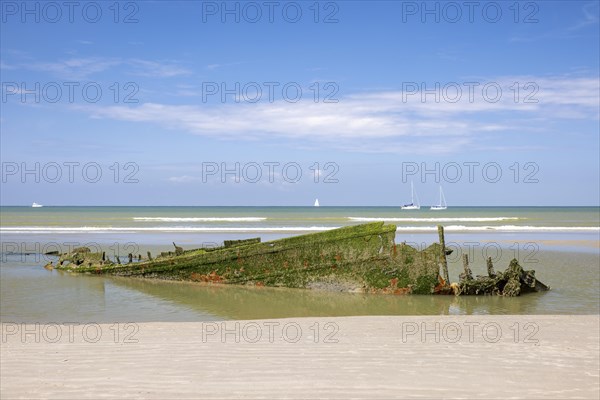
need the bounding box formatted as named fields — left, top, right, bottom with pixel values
left=314, top=198, right=320, bottom=207
left=430, top=186, right=447, bottom=210
left=401, top=182, right=420, bottom=210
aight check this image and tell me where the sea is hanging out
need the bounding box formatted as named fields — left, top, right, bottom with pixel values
left=1, top=206, right=598, bottom=322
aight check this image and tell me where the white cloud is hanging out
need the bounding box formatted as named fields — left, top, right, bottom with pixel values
left=81, top=75, right=599, bottom=154
left=511, top=2, right=599, bottom=42
left=16, top=57, right=190, bottom=79
left=28, top=57, right=121, bottom=79
left=205, top=62, right=245, bottom=71
left=0, top=61, right=17, bottom=70
left=568, top=2, right=599, bottom=31
left=129, top=59, right=191, bottom=77
left=168, top=175, right=202, bottom=183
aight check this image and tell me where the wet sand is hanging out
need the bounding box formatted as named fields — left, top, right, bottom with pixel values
left=1, top=315, right=598, bottom=399
left=535, top=239, right=600, bottom=249
left=488, top=239, right=600, bottom=250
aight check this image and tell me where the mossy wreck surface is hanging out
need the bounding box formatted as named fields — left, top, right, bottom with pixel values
left=51, top=222, right=549, bottom=296
left=52, top=222, right=440, bottom=294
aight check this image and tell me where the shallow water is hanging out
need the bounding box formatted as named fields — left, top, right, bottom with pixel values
left=1, top=249, right=598, bottom=323
left=1, top=206, right=598, bottom=322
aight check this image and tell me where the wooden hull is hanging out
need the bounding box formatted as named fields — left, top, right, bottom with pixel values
left=57, top=222, right=441, bottom=294
left=54, top=222, right=549, bottom=296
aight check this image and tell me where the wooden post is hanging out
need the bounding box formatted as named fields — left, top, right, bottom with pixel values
left=486, top=256, right=496, bottom=277
left=128, top=253, right=133, bottom=264
left=173, top=242, right=183, bottom=256
left=463, top=254, right=473, bottom=278
left=115, top=254, right=121, bottom=265
left=437, top=225, right=450, bottom=285
left=460, top=254, right=473, bottom=281
left=147, top=251, right=152, bottom=261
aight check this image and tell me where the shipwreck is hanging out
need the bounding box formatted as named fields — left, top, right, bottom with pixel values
left=49, top=222, right=549, bottom=296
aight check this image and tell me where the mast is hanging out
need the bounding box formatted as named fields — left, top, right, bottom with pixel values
left=440, top=187, right=446, bottom=207
left=414, top=182, right=420, bottom=208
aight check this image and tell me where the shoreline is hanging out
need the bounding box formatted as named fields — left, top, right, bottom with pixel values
left=2, top=315, right=598, bottom=399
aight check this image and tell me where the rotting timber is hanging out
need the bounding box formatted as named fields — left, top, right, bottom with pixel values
left=50, top=222, right=549, bottom=296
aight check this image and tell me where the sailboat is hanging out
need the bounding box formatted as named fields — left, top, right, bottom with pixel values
left=401, top=182, right=420, bottom=210
left=31, top=202, right=43, bottom=208
left=430, top=186, right=447, bottom=210
left=314, top=198, right=320, bottom=207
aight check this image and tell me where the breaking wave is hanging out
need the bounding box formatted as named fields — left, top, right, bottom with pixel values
left=133, top=217, right=267, bottom=222
left=394, top=225, right=600, bottom=232
left=348, top=217, right=522, bottom=222
left=2, top=225, right=598, bottom=234
left=0, top=226, right=333, bottom=234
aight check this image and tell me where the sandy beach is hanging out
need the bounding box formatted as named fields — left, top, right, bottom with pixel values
left=1, top=315, right=598, bottom=399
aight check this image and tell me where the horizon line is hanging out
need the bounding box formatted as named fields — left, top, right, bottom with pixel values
left=1, top=205, right=599, bottom=208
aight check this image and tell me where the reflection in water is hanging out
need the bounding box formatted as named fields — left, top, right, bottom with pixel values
left=108, top=246, right=599, bottom=319
left=110, top=275, right=545, bottom=320
left=0, top=255, right=210, bottom=323
left=1, top=249, right=598, bottom=322
left=1, top=256, right=108, bottom=322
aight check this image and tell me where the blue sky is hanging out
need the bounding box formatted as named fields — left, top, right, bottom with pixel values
left=1, top=0, right=599, bottom=206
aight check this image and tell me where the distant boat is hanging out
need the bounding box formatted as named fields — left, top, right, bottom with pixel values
left=401, top=182, right=420, bottom=210
left=430, top=186, right=447, bottom=211
left=32, top=202, right=43, bottom=208
left=314, top=198, right=320, bottom=207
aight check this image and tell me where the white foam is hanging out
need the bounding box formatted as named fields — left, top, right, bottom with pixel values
left=348, top=217, right=522, bottom=222
left=133, top=217, right=267, bottom=222
left=0, top=226, right=334, bottom=234
left=2, top=224, right=598, bottom=234
left=394, top=225, right=600, bottom=232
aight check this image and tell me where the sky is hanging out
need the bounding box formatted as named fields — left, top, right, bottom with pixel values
left=1, top=0, right=599, bottom=206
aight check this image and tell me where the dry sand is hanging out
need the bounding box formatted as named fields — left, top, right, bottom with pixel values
left=1, top=315, right=598, bottom=399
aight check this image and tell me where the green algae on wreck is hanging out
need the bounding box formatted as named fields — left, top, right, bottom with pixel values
left=54, top=222, right=442, bottom=294
left=52, top=222, right=549, bottom=296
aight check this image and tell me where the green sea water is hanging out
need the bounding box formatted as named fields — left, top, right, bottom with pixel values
left=1, top=206, right=599, bottom=230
